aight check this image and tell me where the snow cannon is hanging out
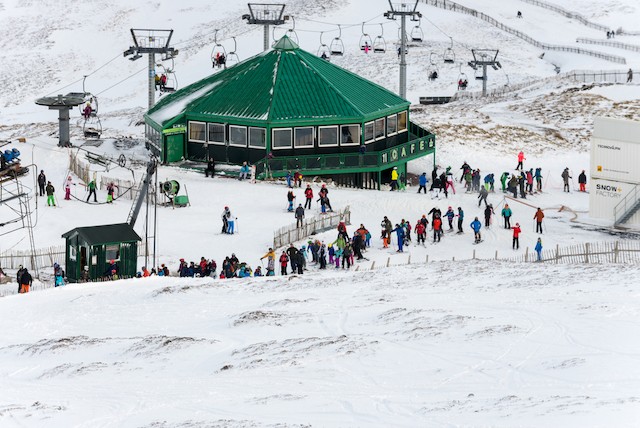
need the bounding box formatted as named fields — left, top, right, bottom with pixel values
left=159, top=179, right=190, bottom=208
left=161, top=180, right=180, bottom=197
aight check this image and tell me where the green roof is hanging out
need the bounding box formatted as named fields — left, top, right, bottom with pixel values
left=146, top=36, right=409, bottom=128
left=62, top=223, right=141, bottom=245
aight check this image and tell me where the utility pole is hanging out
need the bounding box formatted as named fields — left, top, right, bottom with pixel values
left=468, top=49, right=502, bottom=97
left=385, top=1, right=422, bottom=100
left=123, top=29, right=178, bottom=110
left=243, top=3, right=288, bottom=52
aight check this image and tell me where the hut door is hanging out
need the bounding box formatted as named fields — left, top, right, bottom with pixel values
left=80, top=247, right=88, bottom=271
left=165, top=133, right=185, bottom=162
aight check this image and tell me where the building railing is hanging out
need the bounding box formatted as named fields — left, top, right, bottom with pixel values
left=614, top=184, right=640, bottom=226
left=421, top=0, right=626, bottom=64
left=273, top=206, right=351, bottom=249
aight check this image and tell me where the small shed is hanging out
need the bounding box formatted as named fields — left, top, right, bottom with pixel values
left=62, top=223, right=141, bottom=282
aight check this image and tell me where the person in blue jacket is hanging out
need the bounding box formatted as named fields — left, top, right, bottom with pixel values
left=417, top=172, right=428, bottom=194
left=238, top=162, right=250, bottom=180
left=470, top=217, right=482, bottom=243
left=286, top=171, right=293, bottom=188
left=535, top=238, right=543, bottom=261
left=391, top=223, right=406, bottom=252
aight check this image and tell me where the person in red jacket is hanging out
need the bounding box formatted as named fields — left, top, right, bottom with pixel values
left=432, top=217, right=442, bottom=243
left=304, top=184, right=313, bottom=209
left=279, top=252, right=289, bottom=275
left=516, top=151, right=526, bottom=170
left=511, top=222, right=522, bottom=249
left=415, top=220, right=426, bottom=245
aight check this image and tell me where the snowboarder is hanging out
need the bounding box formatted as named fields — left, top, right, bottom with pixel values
left=478, top=186, right=489, bottom=207
left=86, top=178, right=97, bottom=202
left=535, top=238, right=543, bottom=261
left=45, top=181, right=56, bottom=207
left=578, top=170, right=587, bottom=192
left=418, top=172, right=428, bottom=194
left=295, top=204, right=305, bottom=228
left=534, top=207, right=544, bottom=234
left=64, top=176, right=74, bottom=200
left=390, top=167, right=399, bottom=191
left=511, top=223, right=521, bottom=250
left=470, top=217, right=482, bottom=243
left=501, top=203, right=512, bottom=229
left=287, top=190, right=296, bottom=212
left=561, top=168, right=572, bottom=192
left=516, top=151, right=525, bottom=170
left=37, top=170, right=46, bottom=197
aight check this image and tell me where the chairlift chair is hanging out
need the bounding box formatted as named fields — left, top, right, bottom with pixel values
left=373, top=23, right=386, bottom=53
left=443, top=37, right=455, bottom=63
left=359, top=22, right=373, bottom=52
left=83, top=115, right=102, bottom=139
left=475, top=68, right=484, bottom=80
left=330, top=24, right=345, bottom=56
left=156, top=61, right=178, bottom=93
left=286, top=16, right=300, bottom=45
left=78, top=76, right=99, bottom=117
left=226, top=37, right=240, bottom=67
left=457, top=64, right=469, bottom=90
left=318, top=32, right=331, bottom=59
left=410, top=17, right=424, bottom=42
left=211, top=29, right=227, bottom=68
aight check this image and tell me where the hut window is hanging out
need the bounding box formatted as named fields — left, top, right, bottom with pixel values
left=207, top=123, right=225, bottom=145
left=229, top=126, right=247, bottom=147
left=375, top=118, right=385, bottom=139
left=188, top=121, right=206, bottom=142
left=387, top=114, right=397, bottom=135
left=318, top=126, right=338, bottom=147
left=398, top=111, right=408, bottom=132
left=364, top=121, right=375, bottom=144
left=272, top=128, right=292, bottom=149
left=69, top=245, right=77, bottom=261
left=340, top=125, right=360, bottom=146
left=249, top=128, right=266, bottom=149
left=105, top=244, right=120, bottom=262
left=294, top=127, right=314, bottom=148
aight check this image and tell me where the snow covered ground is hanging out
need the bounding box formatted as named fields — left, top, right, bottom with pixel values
left=1, top=0, right=640, bottom=426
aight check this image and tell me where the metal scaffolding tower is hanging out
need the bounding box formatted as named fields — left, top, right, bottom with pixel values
left=468, top=49, right=502, bottom=97
left=385, top=1, right=422, bottom=100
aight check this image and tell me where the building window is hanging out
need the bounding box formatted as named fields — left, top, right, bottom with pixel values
left=294, top=127, right=314, bottom=148
left=229, top=125, right=247, bottom=147
left=207, top=123, right=225, bottom=145
left=387, top=114, right=397, bottom=135
left=318, top=126, right=338, bottom=147
left=188, top=121, right=206, bottom=142
left=105, top=244, right=120, bottom=262
left=364, top=121, right=375, bottom=144
left=375, top=118, right=385, bottom=140
left=69, top=245, right=76, bottom=261
left=249, top=127, right=266, bottom=149
left=272, top=128, right=292, bottom=149
left=398, top=111, right=408, bottom=132
left=340, top=124, right=360, bottom=146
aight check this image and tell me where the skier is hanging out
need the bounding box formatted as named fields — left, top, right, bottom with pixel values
left=286, top=171, right=293, bottom=188
left=456, top=207, right=464, bottom=233
left=64, top=176, right=74, bottom=200
left=534, top=167, right=543, bottom=192
left=484, top=204, right=494, bottom=228
left=205, top=157, right=215, bottom=178
left=508, top=175, right=518, bottom=198
left=439, top=172, right=448, bottom=198
left=534, top=207, right=545, bottom=234
left=561, top=168, right=572, bottom=192
left=390, top=167, right=399, bottom=191
left=432, top=216, right=442, bottom=242
left=445, top=206, right=455, bottom=230
left=470, top=217, right=482, bottom=243
left=428, top=207, right=442, bottom=223
left=526, top=169, right=534, bottom=194
left=381, top=216, right=393, bottom=248
left=511, top=222, right=521, bottom=250
left=516, top=151, right=525, bottom=170
left=518, top=172, right=527, bottom=199
left=415, top=220, right=426, bottom=245
left=318, top=184, right=332, bottom=211
left=391, top=224, right=406, bottom=252
left=45, top=181, right=56, bottom=207
left=221, top=206, right=231, bottom=234
left=287, top=190, right=296, bottom=212
left=226, top=209, right=236, bottom=234
left=342, top=244, right=353, bottom=268
left=431, top=174, right=441, bottom=199
left=106, top=182, right=117, bottom=203
left=535, top=238, right=543, bottom=261
left=445, top=166, right=456, bottom=194
left=86, top=178, right=97, bottom=202
left=319, top=244, right=327, bottom=269
left=578, top=170, right=587, bottom=192
left=501, top=203, right=512, bottom=229
left=478, top=186, right=489, bottom=207
left=279, top=252, right=289, bottom=275
left=295, top=204, right=305, bottom=228
left=37, top=170, right=46, bottom=197
left=464, top=170, right=472, bottom=193
left=417, top=172, right=428, bottom=194
left=500, top=172, right=509, bottom=193
left=304, top=184, right=313, bottom=209
left=459, top=161, right=470, bottom=183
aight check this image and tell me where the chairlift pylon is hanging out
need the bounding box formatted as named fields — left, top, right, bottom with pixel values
left=373, top=23, right=386, bottom=53
left=359, top=22, right=373, bottom=52
left=443, top=37, right=455, bottom=63
left=211, top=29, right=227, bottom=68
left=318, top=31, right=331, bottom=59
left=330, top=24, right=344, bottom=56
left=410, top=17, right=424, bottom=42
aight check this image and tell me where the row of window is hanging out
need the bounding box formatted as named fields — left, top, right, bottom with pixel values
left=186, top=111, right=408, bottom=150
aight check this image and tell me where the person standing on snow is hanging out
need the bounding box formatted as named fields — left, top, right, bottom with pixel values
left=535, top=238, right=543, bottom=261
left=391, top=224, right=406, bottom=252
left=484, top=204, right=494, bottom=228
left=417, top=172, right=428, bottom=194
left=304, top=184, right=313, bottom=209
left=511, top=222, right=521, bottom=250
left=86, top=178, right=98, bottom=203
left=45, top=181, right=56, bottom=207
left=415, top=220, right=426, bottom=245
left=19, top=267, right=33, bottom=293
left=561, top=168, right=572, bottom=192
left=534, top=207, right=545, bottom=234
left=578, top=170, right=587, bottom=192
left=205, top=157, right=215, bottom=178
left=478, top=186, right=489, bottom=207
left=286, top=171, right=293, bottom=188
left=279, top=252, right=289, bottom=275
left=516, top=151, right=526, bottom=170
left=445, top=166, right=456, bottom=194
left=526, top=169, right=534, bottom=194
left=518, top=172, right=527, bottom=199
left=64, top=176, right=74, bottom=200
left=456, top=207, right=464, bottom=233
left=381, top=216, right=393, bottom=248
left=54, top=263, right=65, bottom=286
left=106, top=182, right=117, bottom=203
left=37, top=170, right=47, bottom=197
left=221, top=206, right=231, bottom=234
left=501, top=203, right=512, bottom=229
left=390, top=167, right=399, bottom=191
left=432, top=216, right=442, bottom=242
left=295, top=204, right=305, bottom=228
left=534, top=167, right=543, bottom=192
left=445, top=206, right=455, bottom=231
left=500, top=172, right=509, bottom=193
left=287, top=190, right=296, bottom=212
left=470, top=217, right=482, bottom=243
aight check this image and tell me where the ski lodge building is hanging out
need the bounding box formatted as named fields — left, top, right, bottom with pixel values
left=144, top=36, right=435, bottom=189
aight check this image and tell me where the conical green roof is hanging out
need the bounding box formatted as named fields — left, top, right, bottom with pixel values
left=146, top=36, right=409, bottom=128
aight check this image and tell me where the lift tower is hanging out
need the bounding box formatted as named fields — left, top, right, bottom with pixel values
left=468, top=49, right=501, bottom=97
left=385, top=1, right=422, bottom=99
left=242, top=3, right=288, bottom=52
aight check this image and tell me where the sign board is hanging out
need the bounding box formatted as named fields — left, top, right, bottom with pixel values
left=380, top=137, right=435, bottom=166
left=589, top=178, right=639, bottom=223
left=162, top=125, right=186, bottom=135
left=591, top=117, right=640, bottom=183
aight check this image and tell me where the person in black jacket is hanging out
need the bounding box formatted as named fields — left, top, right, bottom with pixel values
left=578, top=170, right=587, bottom=192
left=286, top=244, right=300, bottom=273
left=205, top=157, right=215, bottom=178
left=37, top=170, right=47, bottom=196
left=19, top=267, right=33, bottom=293
left=295, top=204, right=305, bottom=228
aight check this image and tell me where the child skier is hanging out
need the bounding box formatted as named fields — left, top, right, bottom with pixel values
left=470, top=217, right=482, bottom=243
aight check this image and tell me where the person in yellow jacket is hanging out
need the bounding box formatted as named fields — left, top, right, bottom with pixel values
left=260, top=248, right=276, bottom=276
left=390, top=167, right=399, bottom=191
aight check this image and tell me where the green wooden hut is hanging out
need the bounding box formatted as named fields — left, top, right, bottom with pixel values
left=62, top=223, right=141, bottom=282
left=144, top=36, right=435, bottom=189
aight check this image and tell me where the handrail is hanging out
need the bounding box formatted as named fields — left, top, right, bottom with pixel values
left=421, top=0, right=626, bottom=64
left=576, top=38, right=640, bottom=53
left=614, top=183, right=640, bottom=225
left=518, top=0, right=609, bottom=32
